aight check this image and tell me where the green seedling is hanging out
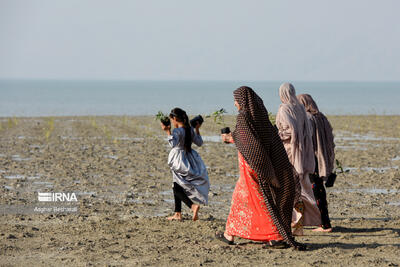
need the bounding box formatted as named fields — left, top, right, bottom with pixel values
left=269, top=112, right=276, bottom=125
left=206, top=108, right=227, bottom=125
left=43, top=117, right=55, bottom=140
left=155, top=111, right=170, bottom=126
left=102, top=125, right=112, bottom=141
left=90, top=118, right=98, bottom=129
left=7, top=118, right=14, bottom=129
left=336, top=159, right=344, bottom=173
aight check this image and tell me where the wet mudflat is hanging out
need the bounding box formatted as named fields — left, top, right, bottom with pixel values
left=0, top=115, right=399, bottom=266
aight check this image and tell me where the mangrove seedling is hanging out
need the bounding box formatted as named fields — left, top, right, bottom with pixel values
left=335, top=159, right=344, bottom=174
left=206, top=108, right=230, bottom=134
left=8, top=118, right=18, bottom=129
left=206, top=108, right=227, bottom=125
left=90, top=118, right=98, bottom=129
left=268, top=112, right=276, bottom=125
left=155, top=111, right=171, bottom=127
left=43, top=117, right=55, bottom=141
left=102, top=125, right=113, bottom=141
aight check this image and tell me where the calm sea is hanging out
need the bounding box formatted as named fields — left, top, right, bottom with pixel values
left=0, top=80, right=399, bottom=117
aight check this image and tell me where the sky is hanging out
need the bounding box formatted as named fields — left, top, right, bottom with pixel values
left=0, top=0, right=399, bottom=81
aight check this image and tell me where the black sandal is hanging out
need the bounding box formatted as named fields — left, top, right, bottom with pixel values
left=215, top=232, right=234, bottom=245
left=262, top=240, right=290, bottom=249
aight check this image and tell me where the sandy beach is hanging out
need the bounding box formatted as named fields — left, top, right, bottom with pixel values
left=0, top=115, right=399, bottom=266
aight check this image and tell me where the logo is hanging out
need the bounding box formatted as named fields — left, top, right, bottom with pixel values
left=38, top=192, right=78, bottom=202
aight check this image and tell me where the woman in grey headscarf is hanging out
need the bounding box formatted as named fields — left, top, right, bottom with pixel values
left=276, top=83, right=321, bottom=236
left=297, top=94, right=335, bottom=232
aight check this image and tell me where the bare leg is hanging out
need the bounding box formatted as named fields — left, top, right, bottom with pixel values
left=292, top=226, right=304, bottom=236
left=191, top=204, right=200, bottom=221
left=292, top=201, right=305, bottom=236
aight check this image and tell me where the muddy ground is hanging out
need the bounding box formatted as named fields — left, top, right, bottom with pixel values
left=0, top=115, right=399, bottom=266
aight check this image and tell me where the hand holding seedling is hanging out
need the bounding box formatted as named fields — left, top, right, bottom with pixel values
left=194, top=122, right=201, bottom=135
left=155, top=111, right=171, bottom=126
left=161, top=122, right=171, bottom=135
left=156, top=111, right=172, bottom=135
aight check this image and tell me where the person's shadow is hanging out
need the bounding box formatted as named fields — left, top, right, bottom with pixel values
left=305, top=225, right=400, bottom=251
left=332, top=225, right=398, bottom=234
left=231, top=226, right=400, bottom=251
left=309, top=241, right=400, bottom=251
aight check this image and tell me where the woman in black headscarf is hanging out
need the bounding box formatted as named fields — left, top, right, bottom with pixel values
left=216, top=86, right=305, bottom=250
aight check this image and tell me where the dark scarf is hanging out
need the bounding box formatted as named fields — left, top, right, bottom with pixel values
left=297, top=94, right=335, bottom=178
left=232, top=86, right=302, bottom=248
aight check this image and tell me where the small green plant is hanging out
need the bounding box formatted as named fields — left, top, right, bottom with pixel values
left=206, top=108, right=227, bottom=125
left=102, top=125, right=112, bottom=141
left=207, top=108, right=231, bottom=134
left=123, top=116, right=128, bottom=126
left=7, top=118, right=14, bottom=128
left=90, top=118, right=98, bottom=129
left=43, top=117, right=55, bottom=140
left=12, top=117, right=19, bottom=126
left=335, top=159, right=344, bottom=173
left=268, top=112, right=276, bottom=125
left=48, top=117, right=54, bottom=131
left=6, top=117, right=19, bottom=129
left=45, top=130, right=51, bottom=140
left=155, top=111, right=170, bottom=126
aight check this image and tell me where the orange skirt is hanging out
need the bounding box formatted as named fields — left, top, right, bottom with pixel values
left=225, top=153, right=283, bottom=242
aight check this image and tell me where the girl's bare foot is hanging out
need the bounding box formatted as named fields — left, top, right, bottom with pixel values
left=191, top=204, right=200, bottom=221
left=312, top=227, right=332, bottom=232
left=167, top=212, right=182, bottom=221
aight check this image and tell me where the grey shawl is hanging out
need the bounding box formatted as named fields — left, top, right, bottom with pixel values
left=297, top=94, right=335, bottom=178
left=276, top=83, right=315, bottom=175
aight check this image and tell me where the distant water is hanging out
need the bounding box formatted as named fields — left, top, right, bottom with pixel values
left=0, top=80, right=399, bottom=117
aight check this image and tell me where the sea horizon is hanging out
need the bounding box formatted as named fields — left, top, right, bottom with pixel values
left=1, top=79, right=399, bottom=117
